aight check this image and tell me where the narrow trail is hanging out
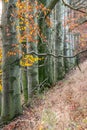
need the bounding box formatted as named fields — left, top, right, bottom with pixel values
left=3, top=61, right=87, bottom=130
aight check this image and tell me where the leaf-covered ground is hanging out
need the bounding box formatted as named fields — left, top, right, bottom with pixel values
left=2, top=61, right=87, bottom=130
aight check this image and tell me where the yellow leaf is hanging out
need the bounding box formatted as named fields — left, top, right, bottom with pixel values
left=0, top=84, right=2, bottom=91
left=20, top=55, right=34, bottom=67
left=20, top=55, right=44, bottom=67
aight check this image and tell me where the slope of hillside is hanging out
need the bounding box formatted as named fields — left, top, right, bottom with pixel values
left=2, top=61, right=87, bottom=130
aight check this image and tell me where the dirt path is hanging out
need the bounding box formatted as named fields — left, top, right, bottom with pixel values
left=3, top=61, right=87, bottom=130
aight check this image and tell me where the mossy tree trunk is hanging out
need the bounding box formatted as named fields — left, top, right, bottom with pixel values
left=1, top=0, right=22, bottom=122
left=38, top=1, right=48, bottom=86
left=21, top=51, right=28, bottom=104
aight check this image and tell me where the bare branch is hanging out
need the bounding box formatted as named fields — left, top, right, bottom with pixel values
left=45, top=0, right=87, bottom=17
left=26, top=49, right=87, bottom=59
left=9, top=49, right=87, bottom=69
left=62, top=0, right=87, bottom=14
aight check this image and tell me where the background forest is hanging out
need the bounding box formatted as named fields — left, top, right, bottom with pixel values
left=0, top=0, right=87, bottom=129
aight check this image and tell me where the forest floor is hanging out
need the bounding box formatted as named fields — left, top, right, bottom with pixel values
left=2, top=61, right=87, bottom=130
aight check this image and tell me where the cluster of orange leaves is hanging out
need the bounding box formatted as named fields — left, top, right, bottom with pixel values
left=7, top=44, right=24, bottom=57
left=6, top=43, right=44, bottom=67
left=3, top=0, right=51, bottom=67
left=16, top=0, right=51, bottom=43
left=4, top=0, right=51, bottom=44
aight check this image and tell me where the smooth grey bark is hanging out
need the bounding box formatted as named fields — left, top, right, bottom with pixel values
left=69, top=33, right=76, bottom=67
left=47, top=9, right=55, bottom=85
left=46, top=0, right=65, bottom=85
left=74, top=33, right=80, bottom=64
left=54, top=0, right=65, bottom=81
left=17, top=2, right=28, bottom=104
left=64, top=33, right=75, bottom=71
left=47, top=0, right=59, bottom=12
left=64, top=33, right=71, bottom=71
left=63, top=5, right=70, bottom=72
left=27, top=4, right=39, bottom=102
left=21, top=41, right=28, bottom=104
left=16, top=2, right=28, bottom=104
left=64, top=3, right=77, bottom=71
left=1, top=0, right=22, bottom=122
left=27, top=42, right=39, bottom=102
left=63, top=3, right=75, bottom=72
left=47, top=0, right=65, bottom=83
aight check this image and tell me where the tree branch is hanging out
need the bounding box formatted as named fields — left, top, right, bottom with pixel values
left=26, top=49, right=87, bottom=59
left=62, top=0, right=86, bottom=14
left=45, top=0, right=86, bottom=17
left=9, top=48, right=87, bottom=70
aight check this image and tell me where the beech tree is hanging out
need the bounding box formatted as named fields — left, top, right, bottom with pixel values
left=38, top=0, right=48, bottom=87
left=54, top=0, right=65, bottom=81
left=1, top=0, right=22, bottom=121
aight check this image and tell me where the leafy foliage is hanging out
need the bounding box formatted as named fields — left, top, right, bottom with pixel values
left=20, top=54, right=44, bottom=67
left=3, top=0, right=51, bottom=67
left=16, top=0, right=50, bottom=43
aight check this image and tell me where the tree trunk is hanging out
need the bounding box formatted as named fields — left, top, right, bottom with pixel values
left=27, top=3, right=39, bottom=102
left=47, top=11, right=55, bottom=85
left=27, top=42, right=39, bottom=102
left=54, top=0, right=65, bottom=81
left=22, top=67, right=28, bottom=104
left=38, top=1, right=48, bottom=86
left=1, top=0, right=22, bottom=122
